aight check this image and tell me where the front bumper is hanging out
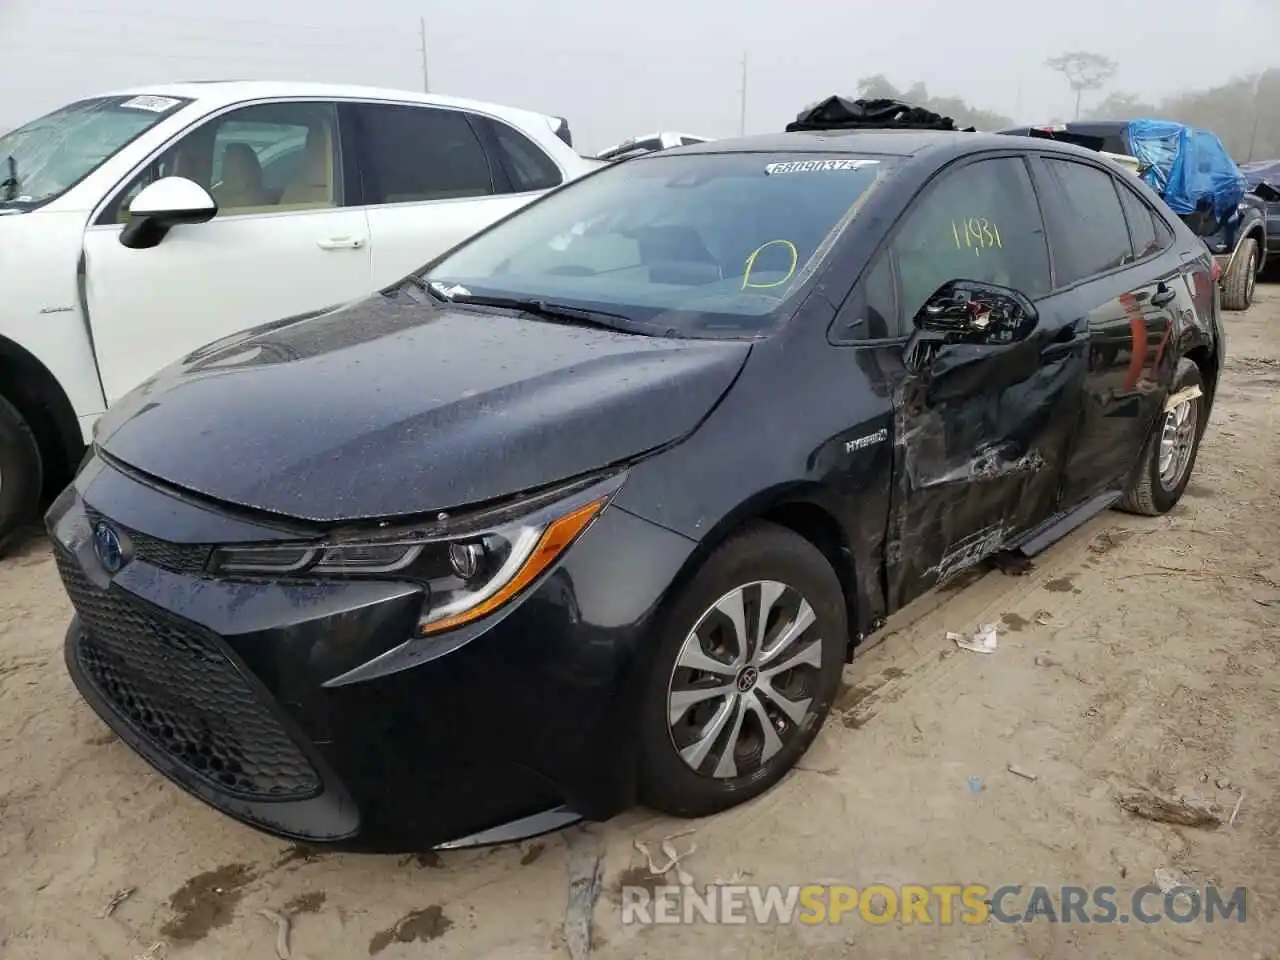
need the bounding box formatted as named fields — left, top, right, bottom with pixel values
left=49, top=456, right=697, bottom=852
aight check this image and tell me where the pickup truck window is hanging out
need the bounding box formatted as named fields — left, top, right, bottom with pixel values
left=0, top=94, right=190, bottom=210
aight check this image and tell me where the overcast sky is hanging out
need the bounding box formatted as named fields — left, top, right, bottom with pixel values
left=1, top=0, right=1275, bottom=151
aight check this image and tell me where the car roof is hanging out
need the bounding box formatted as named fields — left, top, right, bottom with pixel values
left=92, top=80, right=560, bottom=128
left=653, top=128, right=1101, bottom=161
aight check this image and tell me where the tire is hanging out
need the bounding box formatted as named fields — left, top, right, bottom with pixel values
left=1119, top=358, right=1206, bottom=517
left=0, top=393, right=42, bottom=559
left=637, top=522, right=847, bottom=818
left=1222, top=237, right=1258, bottom=311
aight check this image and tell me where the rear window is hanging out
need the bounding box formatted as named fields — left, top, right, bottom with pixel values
left=425, top=151, right=896, bottom=336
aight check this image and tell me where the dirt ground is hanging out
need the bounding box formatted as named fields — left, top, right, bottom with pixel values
left=2, top=291, right=1279, bottom=960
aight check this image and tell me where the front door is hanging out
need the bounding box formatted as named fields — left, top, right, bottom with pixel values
left=875, top=154, right=1087, bottom=607
left=82, top=100, right=371, bottom=405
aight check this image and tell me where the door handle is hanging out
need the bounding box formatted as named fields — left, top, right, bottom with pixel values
left=1151, top=285, right=1177, bottom=308
left=317, top=236, right=365, bottom=250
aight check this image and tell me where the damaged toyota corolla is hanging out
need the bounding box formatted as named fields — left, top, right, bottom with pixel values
left=49, top=121, right=1224, bottom=852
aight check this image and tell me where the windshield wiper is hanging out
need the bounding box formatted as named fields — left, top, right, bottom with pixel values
left=441, top=290, right=655, bottom=336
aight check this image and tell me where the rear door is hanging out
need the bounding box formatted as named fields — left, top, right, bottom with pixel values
left=342, top=102, right=556, bottom=287
left=83, top=99, right=371, bottom=405
left=1033, top=155, right=1180, bottom=506
left=869, top=153, right=1088, bottom=604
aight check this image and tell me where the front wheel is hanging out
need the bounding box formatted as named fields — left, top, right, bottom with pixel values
left=1222, top=237, right=1258, bottom=311
left=1119, top=358, right=1206, bottom=516
left=637, top=522, right=847, bottom=818
left=0, top=394, right=42, bottom=559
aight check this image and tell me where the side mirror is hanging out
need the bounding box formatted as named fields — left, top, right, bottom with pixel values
left=913, top=279, right=1038, bottom=345
left=1251, top=180, right=1280, bottom=203
left=120, top=177, right=218, bottom=250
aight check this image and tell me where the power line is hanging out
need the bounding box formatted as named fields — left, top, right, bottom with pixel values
left=17, top=4, right=409, bottom=37
left=0, top=40, right=414, bottom=68
left=9, top=20, right=413, bottom=55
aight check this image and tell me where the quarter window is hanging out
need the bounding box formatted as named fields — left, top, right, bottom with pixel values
left=1040, top=158, right=1133, bottom=284
left=485, top=118, right=562, bottom=192
left=890, top=156, right=1051, bottom=324
left=351, top=103, right=493, bottom=204
left=1116, top=180, right=1169, bottom=259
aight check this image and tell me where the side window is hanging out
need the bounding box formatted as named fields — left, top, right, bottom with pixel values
left=830, top=254, right=898, bottom=343
left=485, top=118, right=562, bottom=192
left=890, top=156, right=1051, bottom=323
left=101, top=101, right=341, bottom=223
left=864, top=255, right=898, bottom=338
left=1040, top=159, right=1133, bottom=284
left=353, top=103, right=493, bottom=204
left=1116, top=180, right=1165, bottom=260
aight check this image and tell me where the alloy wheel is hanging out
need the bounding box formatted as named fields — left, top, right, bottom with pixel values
left=1247, top=253, right=1257, bottom=303
left=1157, top=395, right=1199, bottom=491
left=666, top=580, right=823, bottom=779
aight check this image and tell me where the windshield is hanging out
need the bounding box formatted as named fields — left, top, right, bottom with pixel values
left=424, top=151, right=896, bottom=337
left=0, top=94, right=191, bottom=209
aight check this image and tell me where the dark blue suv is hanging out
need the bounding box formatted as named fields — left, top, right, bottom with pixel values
left=1242, top=160, right=1280, bottom=260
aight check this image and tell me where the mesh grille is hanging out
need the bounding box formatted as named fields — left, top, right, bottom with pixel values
left=58, top=550, right=321, bottom=800
left=84, top=507, right=211, bottom=575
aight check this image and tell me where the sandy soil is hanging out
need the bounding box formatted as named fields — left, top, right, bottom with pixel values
left=2, top=291, right=1279, bottom=960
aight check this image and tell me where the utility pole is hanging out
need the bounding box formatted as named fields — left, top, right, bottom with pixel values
left=418, top=16, right=430, bottom=93
left=1246, top=69, right=1266, bottom=162
left=739, top=52, right=748, bottom=136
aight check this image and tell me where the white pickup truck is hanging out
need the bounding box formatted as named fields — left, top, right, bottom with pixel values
left=0, top=81, right=601, bottom=552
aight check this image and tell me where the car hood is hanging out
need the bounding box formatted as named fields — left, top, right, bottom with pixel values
left=94, top=289, right=752, bottom=523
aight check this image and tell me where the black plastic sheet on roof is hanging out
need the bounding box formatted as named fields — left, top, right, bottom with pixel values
left=786, top=96, right=976, bottom=133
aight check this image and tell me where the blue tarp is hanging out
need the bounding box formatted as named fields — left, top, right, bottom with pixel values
left=1125, top=119, right=1247, bottom=224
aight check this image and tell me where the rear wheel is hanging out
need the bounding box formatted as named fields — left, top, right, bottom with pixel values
left=0, top=393, right=42, bottom=559
left=637, top=522, right=847, bottom=818
left=1222, top=238, right=1258, bottom=311
left=1119, top=358, right=1205, bottom=516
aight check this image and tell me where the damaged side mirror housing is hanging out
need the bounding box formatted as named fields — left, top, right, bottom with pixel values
left=913, top=279, right=1038, bottom=345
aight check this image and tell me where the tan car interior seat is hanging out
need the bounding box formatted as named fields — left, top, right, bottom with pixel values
left=213, top=142, right=268, bottom=211
left=279, top=125, right=335, bottom=208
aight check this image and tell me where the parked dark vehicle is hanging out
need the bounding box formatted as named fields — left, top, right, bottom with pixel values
left=999, top=120, right=1268, bottom=310
left=49, top=123, right=1224, bottom=852
left=1242, top=160, right=1280, bottom=258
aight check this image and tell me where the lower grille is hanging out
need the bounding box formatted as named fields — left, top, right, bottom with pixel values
left=58, top=550, right=321, bottom=801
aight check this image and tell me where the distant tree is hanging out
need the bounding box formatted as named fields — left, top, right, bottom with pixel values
left=1083, top=69, right=1280, bottom=162
left=1085, top=92, right=1160, bottom=120
left=854, top=75, right=1013, bottom=130
left=855, top=74, right=901, bottom=101
left=1045, top=51, right=1118, bottom=120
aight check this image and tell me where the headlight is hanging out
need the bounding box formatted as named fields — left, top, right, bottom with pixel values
left=211, top=474, right=622, bottom=636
